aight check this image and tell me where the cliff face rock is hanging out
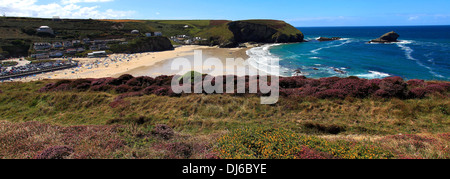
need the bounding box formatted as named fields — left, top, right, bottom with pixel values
left=226, top=21, right=304, bottom=47
left=203, top=20, right=304, bottom=48
left=370, top=31, right=400, bottom=43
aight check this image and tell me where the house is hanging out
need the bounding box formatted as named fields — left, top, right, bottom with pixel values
left=184, top=39, right=192, bottom=44
left=33, top=43, right=52, bottom=50
left=31, top=53, right=50, bottom=59
left=52, top=42, right=63, bottom=48
left=52, top=16, right=61, bottom=22
left=72, top=40, right=81, bottom=45
left=82, top=38, right=91, bottom=44
left=76, top=47, right=85, bottom=52
left=49, top=51, right=64, bottom=58
left=36, top=26, right=54, bottom=35
left=88, top=51, right=107, bottom=58
left=154, top=32, right=163, bottom=36
left=145, top=33, right=152, bottom=37
left=131, top=30, right=140, bottom=34
left=63, top=41, right=73, bottom=48
left=98, top=44, right=109, bottom=50
left=89, top=45, right=98, bottom=51
left=65, top=48, right=77, bottom=54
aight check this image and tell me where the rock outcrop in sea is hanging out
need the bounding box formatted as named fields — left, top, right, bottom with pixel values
left=369, top=31, right=400, bottom=43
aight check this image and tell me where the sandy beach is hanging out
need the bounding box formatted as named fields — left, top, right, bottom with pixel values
left=12, top=45, right=250, bottom=82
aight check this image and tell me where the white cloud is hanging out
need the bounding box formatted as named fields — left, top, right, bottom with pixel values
left=408, top=16, right=419, bottom=21
left=0, top=0, right=134, bottom=19
left=61, top=0, right=114, bottom=5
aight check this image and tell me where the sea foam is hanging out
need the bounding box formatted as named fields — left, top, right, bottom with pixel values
left=310, top=38, right=352, bottom=54
left=246, top=44, right=289, bottom=76
left=397, top=43, right=445, bottom=79
left=356, top=71, right=391, bottom=79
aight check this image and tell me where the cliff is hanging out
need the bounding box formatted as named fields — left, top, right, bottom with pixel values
left=0, top=17, right=302, bottom=56
left=197, top=20, right=304, bottom=47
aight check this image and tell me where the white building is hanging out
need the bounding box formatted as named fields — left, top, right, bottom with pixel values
left=154, top=32, right=163, bottom=36
left=36, top=26, right=54, bottom=35
left=131, top=30, right=140, bottom=34
left=145, top=33, right=152, bottom=37
left=88, top=51, right=107, bottom=58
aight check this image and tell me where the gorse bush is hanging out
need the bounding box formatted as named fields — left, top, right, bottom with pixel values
left=215, top=127, right=395, bottom=159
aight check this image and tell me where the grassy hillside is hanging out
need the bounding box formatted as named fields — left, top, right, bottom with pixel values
left=0, top=76, right=448, bottom=159
left=0, top=17, right=303, bottom=57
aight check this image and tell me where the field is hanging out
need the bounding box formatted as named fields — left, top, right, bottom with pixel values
left=0, top=75, right=448, bottom=159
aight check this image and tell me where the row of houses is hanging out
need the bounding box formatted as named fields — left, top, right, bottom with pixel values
left=131, top=30, right=163, bottom=37
left=170, top=35, right=205, bottom=45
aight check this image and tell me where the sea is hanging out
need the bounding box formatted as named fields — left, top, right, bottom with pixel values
left=247, top=26, right=450, bottom=80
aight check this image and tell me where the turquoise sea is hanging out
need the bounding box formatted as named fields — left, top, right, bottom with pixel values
left=253, top=26, right=450, bottom=80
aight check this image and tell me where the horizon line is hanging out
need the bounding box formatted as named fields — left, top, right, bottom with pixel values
left=2, top=16, right=449, bottom=27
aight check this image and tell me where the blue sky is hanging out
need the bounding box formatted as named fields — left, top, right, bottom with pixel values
left=1, top=0, right=450, bottom=26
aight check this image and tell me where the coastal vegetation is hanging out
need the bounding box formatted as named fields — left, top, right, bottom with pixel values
left=0, top=17, right=303, bottom=57
left=0, top=75, right=448, bottom=159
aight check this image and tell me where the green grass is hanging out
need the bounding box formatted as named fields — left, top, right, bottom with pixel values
left=0, top=80, right=448, bottom=135
left=0, top=80, right=448, bottom=159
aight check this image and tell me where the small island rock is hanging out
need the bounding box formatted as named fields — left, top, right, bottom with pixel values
left=369, top=31, right=400, bottom=43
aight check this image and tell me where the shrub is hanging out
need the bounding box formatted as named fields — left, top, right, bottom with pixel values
left=303, top=122, right=346, bottom=134
left=115, top=84, right=132, bottom=93
left=143, top=85, right=161, bottom=95
left=107, top=116, right=152, bottom=125
left=215, top=128, right=304, bottom=159
left=375, top=77, right=408, bottom=98
left=407, top=79, right=425, bottom=88
left=90, top=84, right=113, bottom=92
left=125, top=77, right=142, bottom=87
left=118, top=74, right=134, bottom=82
left=109, top=99, right=130, bottom=108
left=279, top=76, right=307, bottom=88
left=314, top=89, right=347, bottom=99
left=295, top=146, right=336, bottom=159
left=70, top=79, right=92, bottom=89
left=365, top=79, right=382, bottom=94
left=152, top=124, right=174, bottom=140
left=54, top=83, right=71, bottom=91
left=153, top=87, right=169, bottom=96
left=299, top=85, right=319, bottom=97
left=35, top=146, right=74, bottom=159
left=426, top=84, right=446, bottom=94
left=54, top=79, right=73, bottom=87
left=409, top=88, right=428, bottom=98
left=91, top=78, right=108, bottom=86
left=166, top=142, right=193, bottom=159
left=154, top=75, right=173, bottom=86
left=75, top=83, right=91, bottom=91
left=38, top=83, right=56, bottom=92
left=139, top=76, right=155, bottom=87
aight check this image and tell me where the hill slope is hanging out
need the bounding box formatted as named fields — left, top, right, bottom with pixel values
left=0, top=17, right=303, bottom=57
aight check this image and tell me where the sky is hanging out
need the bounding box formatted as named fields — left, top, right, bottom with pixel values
left=1, top=0, right=450, bottom=27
